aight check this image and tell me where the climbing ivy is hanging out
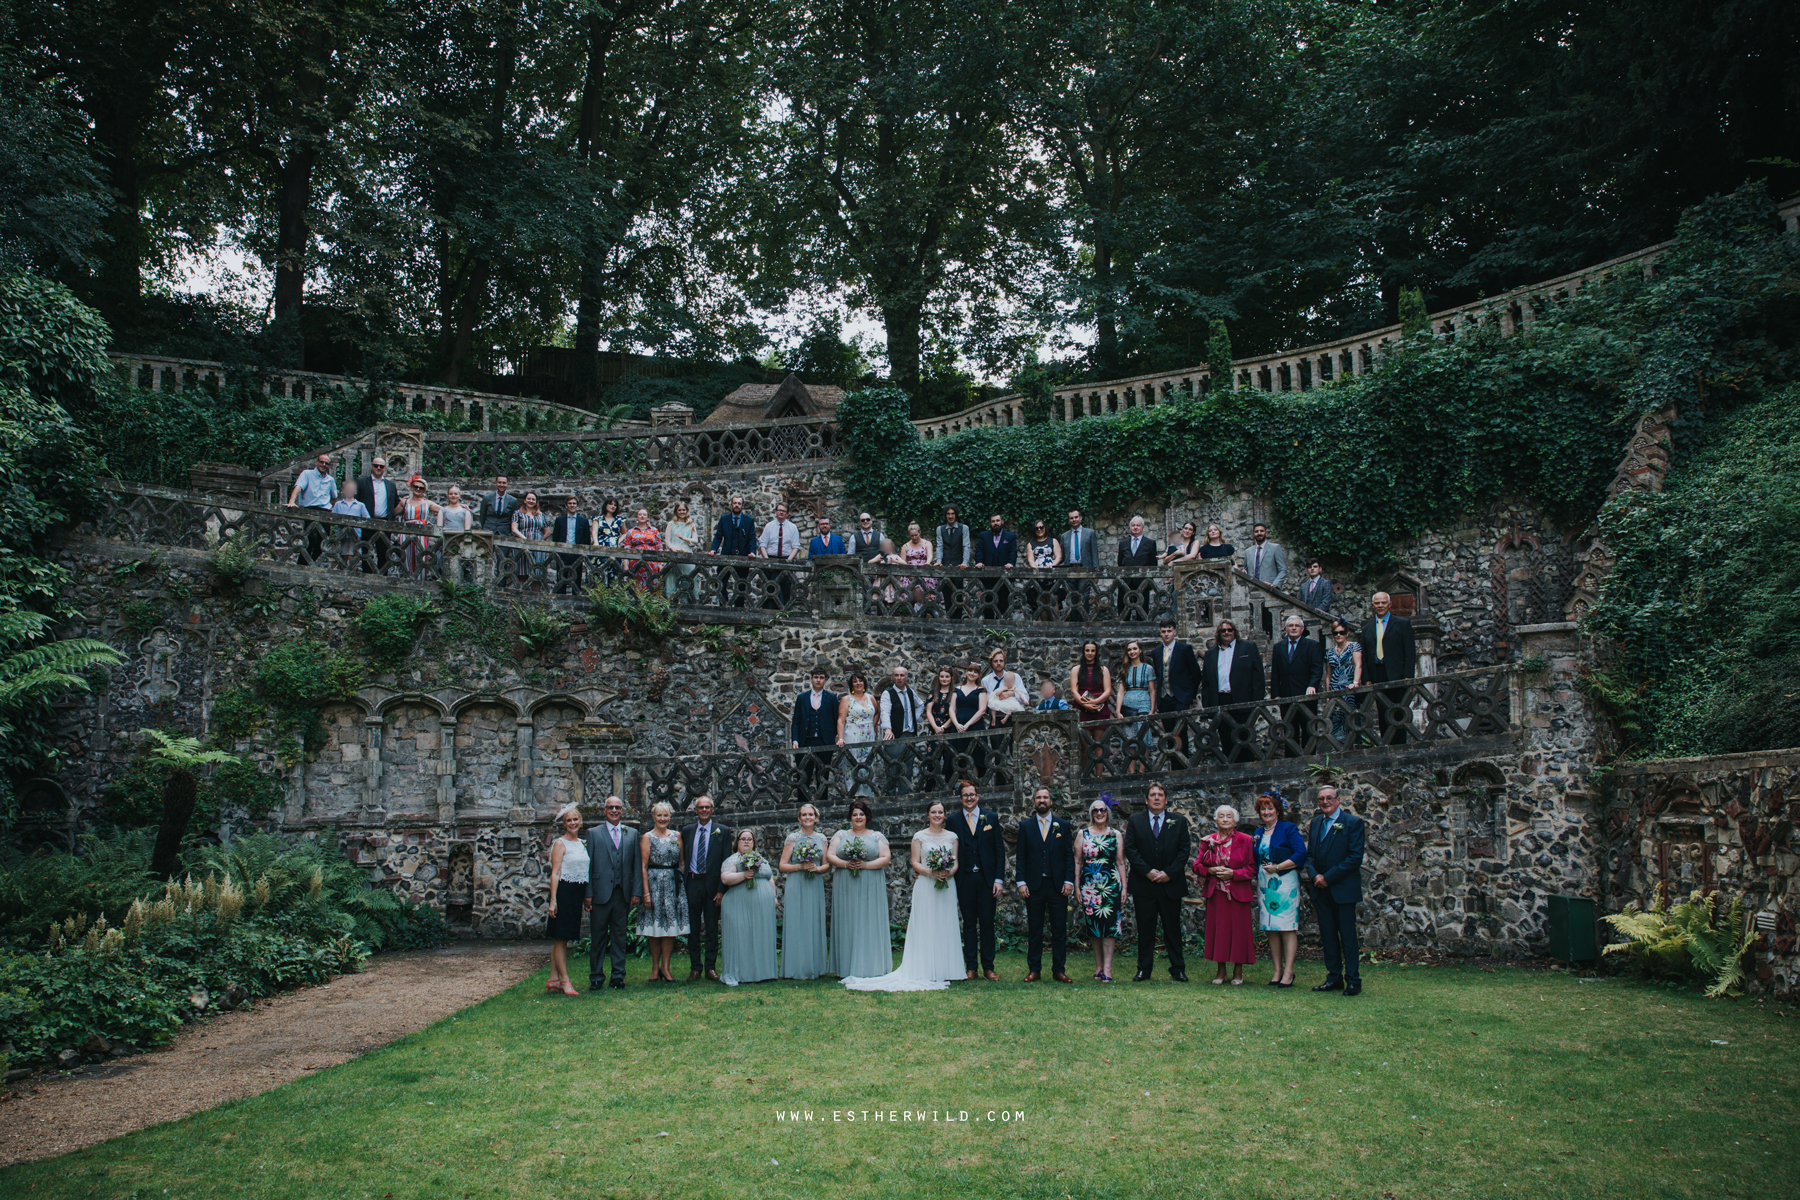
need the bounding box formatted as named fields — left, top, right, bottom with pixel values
left=837, top=186, right=1799, bottom=570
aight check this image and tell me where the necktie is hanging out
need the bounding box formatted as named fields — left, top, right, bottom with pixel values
left=610, top=824, right=620, bottom=850
left=1072, top=534, right=1080, bottom=563
left=776, top=525, right=783, bottom=557
left=695, top=824, right=708, bottom=872
left=1289, top=639, right=1298, bottom=658
left=1255, top=546, right=1263, bottom=576
left=1376, top=617, right=1386, bottom=660
left=1153, top=815, right=1163, bottom=838
left=1040, top=816, right=1050, bottom=843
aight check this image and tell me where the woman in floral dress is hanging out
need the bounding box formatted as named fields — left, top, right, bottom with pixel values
left=510, top=491, right=550, bottom=588
left=619, top=507, right=664, bottom=590
left=636, top=801, right=688, bottom=983
left=594, top=496, right=625, bottom=584
left=1078, top=798, right=1128, bottom=981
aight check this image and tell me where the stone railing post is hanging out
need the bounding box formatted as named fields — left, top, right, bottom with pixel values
left=363, top=715, right=386, bottom=818
left=438, top=717, right=458, bottom=823
left=511, top=714, right=535, bottom=823
left=1009, top=710, right=1082, bottom=809
left=810, top=554, right=865, bottom=624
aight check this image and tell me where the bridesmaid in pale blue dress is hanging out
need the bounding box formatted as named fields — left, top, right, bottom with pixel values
left=779, top=803, right=830, bottom=979
left=719, top=829, right=778, bottom=985
left=827, top=799, right=893, bottom=979
left=1115, top=640, right=1157, bottom=764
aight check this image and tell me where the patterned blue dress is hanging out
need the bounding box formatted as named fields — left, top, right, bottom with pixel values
left=1325, top=640, right=1361, bottom=740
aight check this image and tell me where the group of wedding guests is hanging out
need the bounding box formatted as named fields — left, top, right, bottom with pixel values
left=542, top=780, right=1369, bottom=996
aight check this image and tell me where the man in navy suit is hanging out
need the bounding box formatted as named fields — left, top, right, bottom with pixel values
left=1307, top=785, right=1365, bottom=996
left=678, top=794, right=733, bottom=982
left=808, top=514, right=846, bottom=557
left=1269, top=614, right=1324, bottom=754
left=789, top=667, right=839, bottom=803
left=1124, top=783, right=1190, bottom=981
left=947, top=780, right=1006, bottom=981
left=1014, top=786, right=1075, bottom=982
left=710, top=493, right=757, bottom=608
left=971, top=513, right=1017, bottom=619
left=550, top=495, right=594, bottom=594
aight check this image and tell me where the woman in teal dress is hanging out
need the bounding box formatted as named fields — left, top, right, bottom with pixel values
left=1324, top=619, right=1363, bottom=745
left=827, top=799, right=893, bottom=979
left=1115, top=640, right=1157, bottom=769
left=779, top=803, right=830, bottom=979
left=719, top=829, right=778, bottom=985
left=1078, top=799, right=1128, bottom=981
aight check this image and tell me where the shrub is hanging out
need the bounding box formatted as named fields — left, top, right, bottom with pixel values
left=355, top=594, right=438, bottom=672
left=209, top=531, right=258, bottom=587
left=254, top=640, right=363, bottom=755
left=512, top=603, right=570, bottom=656
left=586, top=580, right=675, bottom=640
left=210, top=686, right=265, bottom=741
left=1602, top=890, right=1760, bottom=998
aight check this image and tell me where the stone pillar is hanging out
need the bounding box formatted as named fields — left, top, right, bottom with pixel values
left=438, top=717, right=458, bottom=824
left=363, top=716, right=385, bottom=817
left=1413, top=616, right=1440, bottom=679
left=811, top=554, right=864, bottom=623
left=1008, top=710, right=1081, bottom=809
left=512, top=714, right=534, bottom=822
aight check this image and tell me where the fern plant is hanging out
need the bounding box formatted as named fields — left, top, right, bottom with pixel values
left=512, top=603, right=570, bottom=657
left=1602, top=889, right=1761, bottom=997
left=140, top=730, right=240, bottom=880
left=0, top=610, right=124, bottom=826
left=208, top=532, right=258, bottom=587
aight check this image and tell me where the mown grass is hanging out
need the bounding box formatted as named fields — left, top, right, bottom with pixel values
left=4, top=955, right=1797, bottom=1200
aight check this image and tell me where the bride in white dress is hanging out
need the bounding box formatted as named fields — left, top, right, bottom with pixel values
left=843, top=801, right=965, bottom=991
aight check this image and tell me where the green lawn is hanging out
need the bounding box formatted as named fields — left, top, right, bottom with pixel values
left=6, top=955, right=1797, bottom=1200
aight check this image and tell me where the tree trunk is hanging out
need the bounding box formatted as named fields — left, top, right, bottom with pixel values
left=881, top=303, right=924, bottom=396
left=571, top=8, right=623, bottom=376
left=439, top=256, right=492, bottom=387
left=1092, top=236, right=1119, bottom=376
left=272, top=140, right=317, bottom=337
left=151, top=769, right=198, bottom=882
left=91, top=109, right=148, bottom=328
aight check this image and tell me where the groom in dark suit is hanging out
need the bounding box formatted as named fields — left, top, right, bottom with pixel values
left=1307, top=785, right=1366, bottom=996
left=1014, top=786, right=1075, bottom=983
left=1123, top=783, right=1190, bottom=981
left=947, top=780, right=1006, bottom=981
left=789, top=667, right=839, bottom=803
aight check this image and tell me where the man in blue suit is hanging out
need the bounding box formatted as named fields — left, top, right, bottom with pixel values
left=1307, top=785, right=1365, bottom=996
left=947, top=780, right=1007, bottom=981
left=1014, top=786, right=1075, bottom=983
left=808, top=515, right=847, bottom=557
left=789, top=667, right=839, bottom=803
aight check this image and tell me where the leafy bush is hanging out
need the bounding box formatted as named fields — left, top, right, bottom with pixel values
left=512, top=603, right=570, bottom=656
left=355, top=594, right=438, bottom=672
left=1602, top=890, right=1761, bottom=998
left=209, top=531, right=258, bottom=587
left=0, top=833, right=446, bottom=1063
left=210, top=686, right=265, bottom=741
left=586, top=580, right=675, bottom=639
left=254, top=640, right=363, bottom=757
left=1584, top=383, right=1800, bottom=756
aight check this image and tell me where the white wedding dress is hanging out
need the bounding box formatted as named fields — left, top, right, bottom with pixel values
left=843, top=829, right=965, bottom=992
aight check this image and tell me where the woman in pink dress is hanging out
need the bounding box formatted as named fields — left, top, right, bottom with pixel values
left=897, top=522, right=935, bottom=599
left=1193, top=803, right=1256, bottom=984
left=399, top=476, right=441, bottom=576
left=619, top=507, right=664, bottom=590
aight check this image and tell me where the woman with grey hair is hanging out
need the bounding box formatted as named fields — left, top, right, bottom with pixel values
left=636, top=800, right=688, bottom=983
left=1192, top=802, right=1256, bottom=984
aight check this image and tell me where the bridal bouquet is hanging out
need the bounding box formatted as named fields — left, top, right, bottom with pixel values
left=791, top=840, right=823, bottom=868
left=738, top=849, right=765, bottom=888
left=925, top=846, right=955, bottom=889
left=840, top=836, right=869, bottom=865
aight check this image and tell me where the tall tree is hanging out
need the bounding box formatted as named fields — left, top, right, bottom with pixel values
left=752, top=0, right=1049, bottom=394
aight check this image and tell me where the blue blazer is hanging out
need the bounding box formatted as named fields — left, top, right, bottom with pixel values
left=1253, top=820, right=1308, bottom=876
left=809, top=533, right=846, bottom=557
left=790, top=689, right=839, bottom=747
left=1014, top=813, right=1076, bottom=891
left=1306, top=809, right=1365, bottom=904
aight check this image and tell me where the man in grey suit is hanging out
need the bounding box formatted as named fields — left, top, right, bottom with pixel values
left=583, top=795, right=642, bottom=990
left=1057, top=509, right=1098, bottom=619
left=1245, top=523, right=1287, bottom=589
left=1297, top=559, right=1333, bottom=608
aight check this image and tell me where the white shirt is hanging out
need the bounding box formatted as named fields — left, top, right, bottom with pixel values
left=808, top=687, right=825, bottom=710
left=882, top=687, right=919, bottom=735
left=557, top=836, right=590, bottom=883
left=759, top=519, right=801, bottom=558
left=605, top=821, right=623, bottom=851
left=1216, top=641, right=1237, bottom=693
left=564, top=516, right=580, bottom=544
left=370, top=479, right=388, bottom=517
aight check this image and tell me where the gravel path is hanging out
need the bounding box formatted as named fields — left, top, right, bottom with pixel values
left=0, top=940, right=548, bottom=1167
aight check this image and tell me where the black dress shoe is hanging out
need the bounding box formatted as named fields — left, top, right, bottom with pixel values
left=1133, top=970, right=1152, bottom=982
left=1311, top=980, right=1343, bottom=992
left=1343, top=981, right=1362, bottom=997
left=1170, top=971, right=1188, bottom=983
left=610, top=979, right=626, bottom=989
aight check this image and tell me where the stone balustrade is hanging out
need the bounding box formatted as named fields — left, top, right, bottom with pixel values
left=914, top=237, right=1684, bottom=439
left=106, top=352, right=603, bottom=432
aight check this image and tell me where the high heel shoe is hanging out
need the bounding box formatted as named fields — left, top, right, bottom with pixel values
left=546, top=980, right=563, bottom=993
left=559, top=982, right=579, bottom=996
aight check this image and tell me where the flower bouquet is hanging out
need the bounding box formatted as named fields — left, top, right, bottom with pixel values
left=738, top=849, right=765, bottom=888
left=925, top=845, right=955, bottom=889
left=840, top=835, right=869, bottom=866
left=791, top=840, right=823, bottom=869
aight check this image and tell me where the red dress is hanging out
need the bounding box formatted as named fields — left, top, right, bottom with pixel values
left=1194, top=830, right=1256, bottom=964
left=619, top=524, right=664, bottom=589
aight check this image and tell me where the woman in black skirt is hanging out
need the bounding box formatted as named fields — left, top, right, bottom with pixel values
left=546, top=804, right=589, bottom=995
